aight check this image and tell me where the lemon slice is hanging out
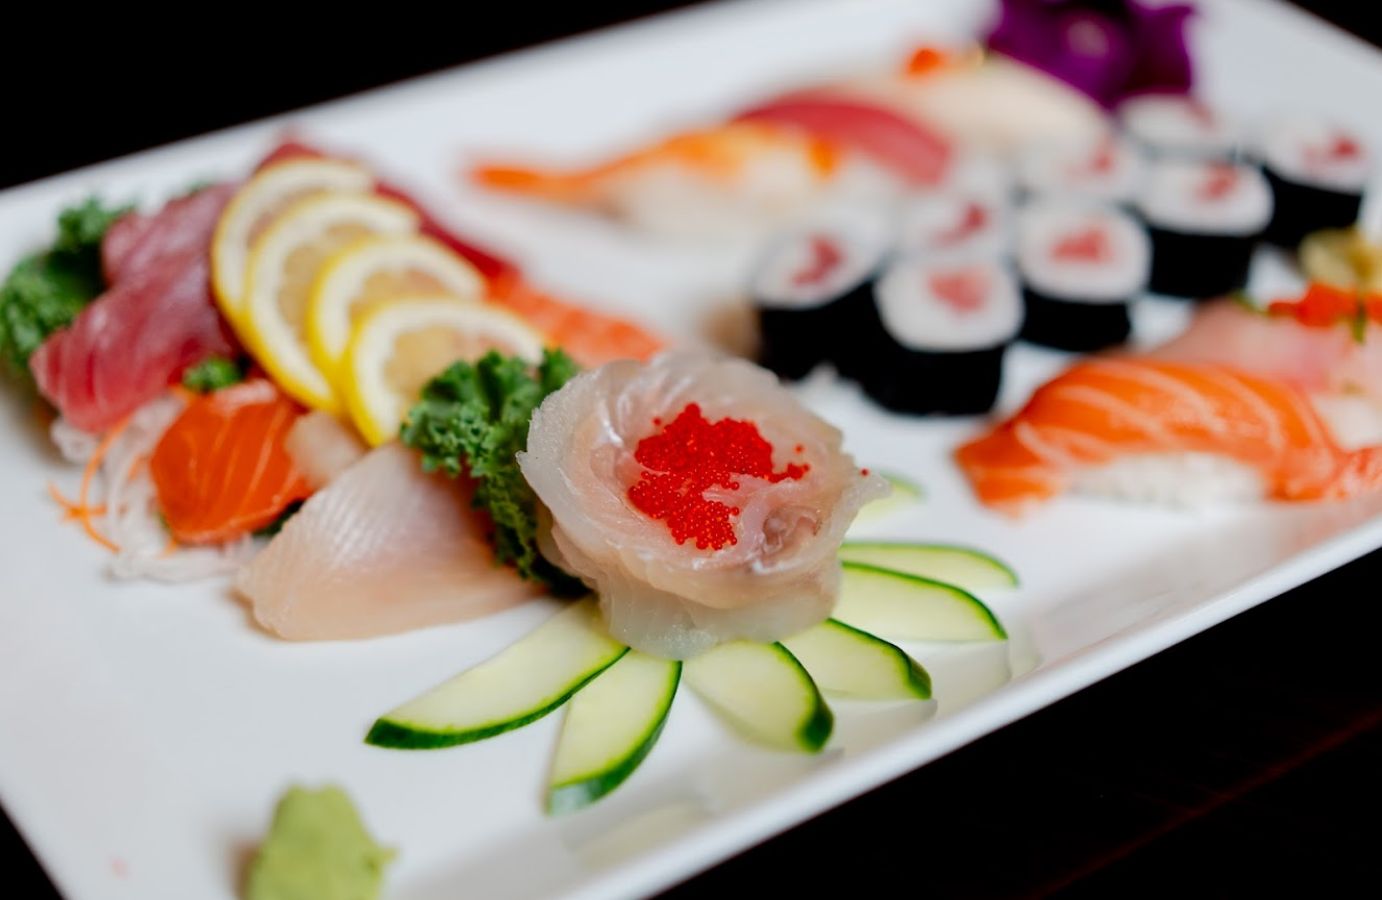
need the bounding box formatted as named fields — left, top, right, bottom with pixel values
left=241, top=193, right=420, bottom=412
left=308, top=234, right=487, bottom=388
left=212, top=158, right=374, bottom=324
left=343, top=297, right=546, bottom=445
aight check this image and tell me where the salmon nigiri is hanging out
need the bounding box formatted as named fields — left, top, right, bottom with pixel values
left=957, top=358, right=1382, bottom=513
left=472, top=122, right=886, bottom=240
left=236, top=443, right=541, bottom=640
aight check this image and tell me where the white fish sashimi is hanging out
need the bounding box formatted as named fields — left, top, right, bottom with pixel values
left=237, top=443, right=542, bottom=640
left=519, top=353, right=887, bottom=658
left=283, top=410, right=368, bottom=489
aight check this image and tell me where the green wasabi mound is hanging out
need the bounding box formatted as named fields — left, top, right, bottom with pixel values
left=244, top=785, right=394, bottom=900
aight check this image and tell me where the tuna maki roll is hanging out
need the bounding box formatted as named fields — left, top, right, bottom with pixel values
left=1138, top=160, right=1272, bottom=299
left=895, top=190, right=1012, bottom=261
left=1256, top=116, right=1370, bottom=248
left=1017, top=133, right=1145, bottom=206
left=860, top=255, right=1021, bottom=415
left=1016, top=200, right=1150, bottom=351
left=1119, top=96, right=1239, bottom=160
left=752, top=208, right=891, bottom=380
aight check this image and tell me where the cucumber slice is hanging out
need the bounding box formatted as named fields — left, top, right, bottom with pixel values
left=782, top=619, right=931, bottom=700
left=838, top=541, right=1018, bottom=591
left=685, top=642, right=832, bottom=753
left=853, top=472, right=924, bottom=523
left=367, top=600, right=628, bottom=749
left=835, top=562, right=1007, bottom=642
left=547, top=651, right=680, bottom=815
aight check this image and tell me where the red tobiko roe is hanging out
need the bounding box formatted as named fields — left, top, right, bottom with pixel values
left=627, top=403, right=808, bottom=551
left=1267, top=282, right=1382, bottom=327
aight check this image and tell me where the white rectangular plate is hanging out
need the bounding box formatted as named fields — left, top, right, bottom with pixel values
left=2, top=1, right=1381, bottom=897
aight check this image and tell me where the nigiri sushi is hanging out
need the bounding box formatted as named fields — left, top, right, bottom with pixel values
left=237, top=443, right=542, bottom=640
left=1154, top=291, right=1382, bottom=401
left=518, top=353, right=886, bottom=658
left=472, top=122, right=894, bottom=241
left=957, top=358, right=1382, bottom=512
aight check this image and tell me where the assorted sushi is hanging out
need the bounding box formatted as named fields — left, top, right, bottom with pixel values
left=1015, top=200, right=1149, bottom=351
left=1138, top=160, right=1272, bottom=298
left=1256, top=116, right=1370, bottom=248
left=862, top=255, right=1021, bottom=414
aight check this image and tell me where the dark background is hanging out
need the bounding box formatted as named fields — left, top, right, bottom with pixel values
left=3, top=2, right=1381, bottom=897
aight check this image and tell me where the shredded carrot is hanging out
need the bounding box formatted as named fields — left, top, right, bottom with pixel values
left=47, top=413, right=134, bottom=553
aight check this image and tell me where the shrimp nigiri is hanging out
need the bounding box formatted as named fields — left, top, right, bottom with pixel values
left=473, top=122, right=889, bottom=241
left=518, top=353, right=886, bottom=658
left=957, top=358, right=1382, bottom=513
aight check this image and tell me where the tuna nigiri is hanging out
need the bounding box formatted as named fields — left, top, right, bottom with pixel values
left=957, top=358, right=1382, bottom=512
left=237, top=443, right=542, bottom=641
left=518, top=353, right=886, bottom=658
left=473, top=122, right=892, bottom=240
left=31, top=184, right=240, bottom=433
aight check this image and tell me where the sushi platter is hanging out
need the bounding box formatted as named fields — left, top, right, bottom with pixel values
left=3, top=0, right=1382, bottom=898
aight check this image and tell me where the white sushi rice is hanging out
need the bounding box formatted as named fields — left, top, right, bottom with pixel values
left=50, top=395, right=258, bottom=583
left=752, top=205, right=892, bottom=308
left=1138, top=160, right=1273, bottom=234
left=874, top=255, right=1021, bottom=351
left=1016, top=200, right=1150, bottom=301
left=1119, top=95, right=1239, bottom=159
left=1072, top=452, right=1266, bottom=506
left=1017, top=133, right=1146, bottom=205
left=895, top=190, right=1012, bottom=261
left=1257, top=115, right=1371, bottom=191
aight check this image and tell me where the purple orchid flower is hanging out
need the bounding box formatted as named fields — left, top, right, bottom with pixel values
left=986, top=0, right=1196, bottom=109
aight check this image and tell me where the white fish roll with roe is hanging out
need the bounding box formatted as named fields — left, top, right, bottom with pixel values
left=518, top=353, right=888, bottom=659
left=1256, top=115, right=1370, bottom=248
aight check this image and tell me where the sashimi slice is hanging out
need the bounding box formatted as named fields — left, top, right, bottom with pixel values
left=150, top=379, right=314, bottom=544
left=283, top=410, right=368, bottom=489
left=258, top=139, right=518, bottom=283
left=31, top=184, right=240, bottom=433
left=519, top=354, right=886, bottom=658
left=490, top=280, right=663, bottom=367
left=736, top=93, right=951, bottom=186
left=237, top=442, right=542, bottom=641
left=1153, top=299, right=1382, bottom=400
left=957, top=358, right=1382, bottom=513
left=100, top=186, right=235, bottom=285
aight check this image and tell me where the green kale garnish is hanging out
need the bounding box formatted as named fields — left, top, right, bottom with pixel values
left=0, top=197, right=130, bottom=378
left=400, top=349, right=581, bottom=590
left=182, top=355, right=246, bottom=393
left=253, top=500, right=305, bottom=539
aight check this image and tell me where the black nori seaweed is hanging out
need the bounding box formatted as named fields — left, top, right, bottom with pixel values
left=1262, top=167, right=1363, bottom=249
left=1019, top=287, right=1131, bottom=351
left=755, top=275, right=879, bottom=381
left=860, top=344, right=1007, bottom=416
left=1145, top=225, right=1257, bottom=299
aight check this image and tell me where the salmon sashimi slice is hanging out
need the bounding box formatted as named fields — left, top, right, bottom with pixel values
left=491, top=280, right=663, bottom=367
left=957, top=358, right=1382, bottom=513
left=150, top=380, right=314, bottom=544
left=236, top=442, right=543, bottom=641
left=472, top=122, right=843, bottom=204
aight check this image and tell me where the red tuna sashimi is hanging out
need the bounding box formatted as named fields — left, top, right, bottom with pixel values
left=736, top=93, right=952, bottom=186
left=32, top=184, right=239, bottom=433
left=258, top=139, right=519, bottom=284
